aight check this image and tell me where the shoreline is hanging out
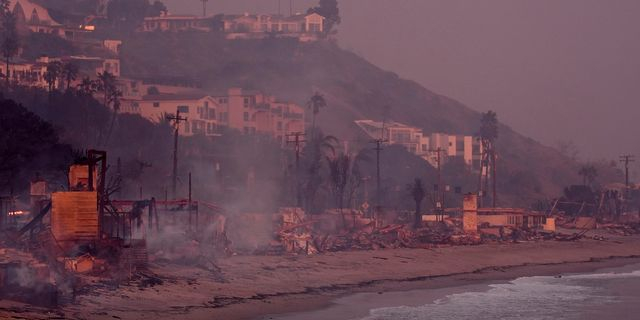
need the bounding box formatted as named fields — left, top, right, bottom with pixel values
left=263, top=256, right=640, bottom=320
left=3, top=236, right=640, bottom=319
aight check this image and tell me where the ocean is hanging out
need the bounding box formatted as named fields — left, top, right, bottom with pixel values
left=270, top=263, right=640, bottom=320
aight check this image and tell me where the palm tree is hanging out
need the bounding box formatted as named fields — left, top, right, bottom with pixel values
left=78, top=77, right=99, bottom=146
left=409, top=178, right=425, bottom=228
left=43, top=61, right=63, bottom=94
left=307, top=92, right=327, bottom=130
left=62, top=62, right=79, bottom=91
left=300, top=131, right=338, bottom=214
left=578, top=165, right=598, bottom=187
left=96, top=71, right=122, bottom=145
left=327, top=152, right=352, bottom=227
left=480, top=110, right=499, bottom=143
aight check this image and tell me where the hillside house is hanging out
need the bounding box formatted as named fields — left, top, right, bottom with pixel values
left=0, top=58, right=50, bottom=88
left=120, top=88, right=305, bottom=142
left=122, top=93, right=221, bottom=137
left=141, top=13, right=213, bottom=32
left=9, top=0, right=91, bottom=39
left=355, top=120, right=482, bottom=169
left=213, top=88, right=305, bottom=143
left=221, top=12, right=325, bottom=41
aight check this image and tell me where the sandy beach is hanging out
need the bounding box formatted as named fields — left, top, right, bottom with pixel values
left=3, top=234, right=640, bottom=320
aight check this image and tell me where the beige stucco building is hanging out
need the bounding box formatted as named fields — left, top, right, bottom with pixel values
left=221, top=13, right=325, bottom=41
left=141, top=14, right=213, bottom=32
left=121, top=88, right=305, bottom=141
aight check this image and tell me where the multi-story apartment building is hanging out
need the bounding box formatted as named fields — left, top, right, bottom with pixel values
left=122, top=93, right=221, bottom=137
left=120, top=88, right=305, bottom=142
left=355, top=120, right=431, bottom=158
left=429, top=133, right=482, bottom=168
left=355, top=120, right=482, bottom=169
left=212, top=88, right=305, bottom=143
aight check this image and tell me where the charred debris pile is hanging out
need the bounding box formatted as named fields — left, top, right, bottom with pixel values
left=1, top=151, right=639, bottom=309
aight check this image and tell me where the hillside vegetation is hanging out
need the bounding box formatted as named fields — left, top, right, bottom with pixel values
left=119, top=33, right=586, bottom=206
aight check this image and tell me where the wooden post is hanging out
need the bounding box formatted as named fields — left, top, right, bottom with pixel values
left=188, top=172, right=192, bottom=231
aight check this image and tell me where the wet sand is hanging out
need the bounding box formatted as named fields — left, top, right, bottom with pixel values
left=3, top=235, right=640, bottom=320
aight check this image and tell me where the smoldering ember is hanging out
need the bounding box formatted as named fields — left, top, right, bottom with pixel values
left=1, top=1, right=640, bottom=320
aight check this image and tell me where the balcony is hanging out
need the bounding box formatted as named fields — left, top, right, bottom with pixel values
left=283, top=112, right=303, bottom=120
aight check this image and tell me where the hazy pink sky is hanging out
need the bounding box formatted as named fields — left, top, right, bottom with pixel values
left=164, top=0, right=640, bottom=165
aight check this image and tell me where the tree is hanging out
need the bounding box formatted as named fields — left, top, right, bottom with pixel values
left=300, top=130, right=337, bottom=214
left=1, top=7, right=19, bottom=89
left=308, top=0, right=340, bottom=34
left=478, top=110, right=499, bottom=207
left=480, top=110, right=498, bottom=143
left=43, top=61, right=63, bottom=93
left=96, top=71, right=122, bottom=145
left=147, top=86, right=160, bottom=95
left=409, top=178, right=425, bottom=228
left=578, top=164, right=598, bottom=187
left=107, top=0, right=166, bottom=30
left=0, top=98, right=70, bottom=194
left=327, top=153, right=350, bottom=206
left=78, top=76, right=98, bottom=97
left=61, top=62, right=79, bottom=91
left=307, top=92, right=326, bottom=129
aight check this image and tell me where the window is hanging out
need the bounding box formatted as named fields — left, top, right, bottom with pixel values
left=153, top=102, right=160, bottom=108
left=204, top=101, right=209, bottom=108
left=209, top=109, right=216, bottom=120
left=178, top=105, right=189, bottom=113
left=243, top=97, right=250, bottom=107
left=243, top=112, right=249, bottom=121
left=308, top=23, right=321, bottom=32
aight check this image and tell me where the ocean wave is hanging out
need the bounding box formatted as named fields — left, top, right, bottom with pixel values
left=360, top=274, right=616, bottom=320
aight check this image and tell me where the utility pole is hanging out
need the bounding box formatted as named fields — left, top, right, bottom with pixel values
left=492, top=151, right=497, bottom=208
left=201, top=0, right=209, bottom=17
left=478, top=140, right=497, bottom=208
left=429, top=147, right=445, bottom=220
left=166, top=109, right=187, bottom=199
left=290, top=0, right=293, bottom=16
left=286, top=132, right=306, bottom=206
left=620, top=154, right=635, bottom=198
left=370, top=138, right=388, bottom=207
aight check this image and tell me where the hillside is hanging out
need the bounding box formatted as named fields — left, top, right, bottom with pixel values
left=119, top=33, right=580, bottom=206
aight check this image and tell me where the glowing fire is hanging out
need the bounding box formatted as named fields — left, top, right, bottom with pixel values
left=8, top=210, right=26, bottom=216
